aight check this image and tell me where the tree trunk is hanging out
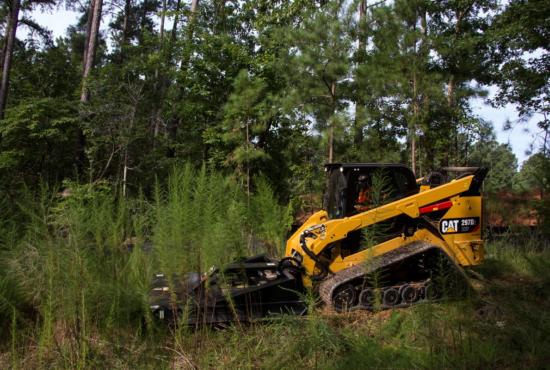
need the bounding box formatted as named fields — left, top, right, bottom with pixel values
left=77, top=0, right=103, bottom=173
left=411, top=129, right=416, bottom=176
left=411, top=70, right=418, bottom=176
left=410, top=11, right=419, bottom=176
left=245, top=118, right=250, bottom=204
left=181, top=0, right=200, bottom=66
left=153, top=0, right=169, bottom=140
left=0, top=0, right=21, bottom=120
left=328, top=82, right=336, bottom=163
left=190, top=0, right=199, bottom=14
left=123, top=100, right=137, bottom=197
left=170, top=0, right=182, bottom=44
left=447, top=74, right=455, bottom=108
left=0, top=11, right=8, bottom=72
left=138, top=0, right=148, bottom=45
left=353, top=0, right=366, bottom=148
left=82, top=0, right=95, bottom=72
left=153, top=0, right=183, bottom=148
left=80, top=0, right=103, bottom=103
left=121, top=0, right=131, bottom=50
left=448, top=74, right=458, bottom=165
left=159, top=0, right=167, bottom=42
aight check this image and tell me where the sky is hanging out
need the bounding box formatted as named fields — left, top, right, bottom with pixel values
left=26, top=9, right=541, bottom=166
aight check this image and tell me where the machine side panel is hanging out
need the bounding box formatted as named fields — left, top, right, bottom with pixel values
left=440, top=196, right=484, bottom=266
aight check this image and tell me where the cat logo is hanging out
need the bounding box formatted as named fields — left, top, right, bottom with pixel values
left=440, top=219, right=459, bottom=233
left=439, top=217, right=480, bottom=234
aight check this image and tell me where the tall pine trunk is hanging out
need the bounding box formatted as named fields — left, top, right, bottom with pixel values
left=190, top=0, right=199, bottom=15
left=77, top=0, right=103, bottom=173
left=0, top=0, right=21, bottom=120
left=0, top=11, right=7, bottom=74
left=353, top=0, right=366, bottom=148
left=180, top=0, right=200, bottom=71
left=81, top=0, right=103, bottom=103
left=138, top=0, right=148, bottom=46
left=170, top=0, right=183, bottom=44
left=159, top=0, right=167, bottom=42
left=120, top=0, right=131, bottom=62
left=328, top=82, right=336, bottom=163
left=82, top=0, right=95, bottom=72
left=411, top=64, right=418, bottom=176
left=153, top=0, right=169, bottom=139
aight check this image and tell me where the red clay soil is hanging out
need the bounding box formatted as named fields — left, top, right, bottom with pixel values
left=487, top=190, right=541, bottom=228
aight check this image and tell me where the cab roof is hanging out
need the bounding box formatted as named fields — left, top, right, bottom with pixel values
left=324, top=163, right=412, bottom=171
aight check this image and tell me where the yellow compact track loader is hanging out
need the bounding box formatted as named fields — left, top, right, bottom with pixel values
left=150, top=163, right=487, bottom=324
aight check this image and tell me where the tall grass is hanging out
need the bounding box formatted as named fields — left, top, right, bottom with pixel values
left=0, top=181, right=151, bottom=368
left=152, top=165, right=292, bottom=276
left=361, top=169, right=394, bottom=250
left=1, top=169, right=549, bottom=369
left=0, top=165, right=292, bottom=368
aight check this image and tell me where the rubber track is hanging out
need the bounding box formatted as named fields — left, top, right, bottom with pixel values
left=319, top=241, right=438, bottom=308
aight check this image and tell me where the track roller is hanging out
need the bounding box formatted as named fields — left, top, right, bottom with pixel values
left=400, top=284, right=420, bottom=304
left=424, top=282, right=439, bottom=300
left=332, top=284, right=357, bottom=311
left=358, top=288, right=376, bottom=308
left=382, top=287, right=400, bottom=306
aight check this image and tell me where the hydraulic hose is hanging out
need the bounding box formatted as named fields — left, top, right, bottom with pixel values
left=300, top=229, right=331, bottom=281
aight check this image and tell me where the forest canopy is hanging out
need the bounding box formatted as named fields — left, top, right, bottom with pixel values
left=0, top=0, right=548, bottom=201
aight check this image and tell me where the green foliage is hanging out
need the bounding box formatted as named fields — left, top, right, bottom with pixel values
left=468, top=139, right=518, bottom=193
left=189, top=235, right=550, bottom=370
left=514, top=153, right=550, bottom=193
left=281, top=0, right=353, bottom=161
left=249, top=176, right=294, bottom=255
left=0, top=181, right=151, bottom=367
left=488, top=0, right=549, bottom=163
left=514, top=153, right=550, bottom=231
left=15, top=234, right=540, bottom=370
left=490, top=0, right=549, bottom=117
left=152, top=164, right=250, bottom=275
left=9, top=38, right=81, bottom=103
left=0, top=98, right=79, bottom=183
left=153, top=166, right=294, bottom=278
left=208, top=70, right=271, bottom=185
left=3, top=0, right=544, bottom=194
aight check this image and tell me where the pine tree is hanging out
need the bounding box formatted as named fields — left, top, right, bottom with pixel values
left=219, top=70, right=270, bottom=196
left=429, top=0, right=498, bottom=166
left=0, top=0, right=21, bottom=120
left=282, top=0, right=354, bottom=163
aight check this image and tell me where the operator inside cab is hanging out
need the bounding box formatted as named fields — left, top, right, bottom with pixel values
left=354, top=174, right=371, bottom=212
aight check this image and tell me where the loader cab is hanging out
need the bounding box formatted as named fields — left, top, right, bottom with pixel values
left=323, top=163, right=418, bottom=220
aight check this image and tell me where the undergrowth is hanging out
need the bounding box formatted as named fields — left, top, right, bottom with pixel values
left=0, top=169, right=549, bottom=369
left=0, top=165, right=291, bottom=369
